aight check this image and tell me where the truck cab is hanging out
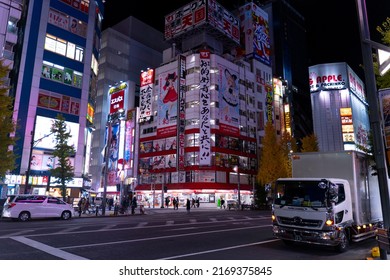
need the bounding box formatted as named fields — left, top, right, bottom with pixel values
left=272, top=178, right=354, bottom=251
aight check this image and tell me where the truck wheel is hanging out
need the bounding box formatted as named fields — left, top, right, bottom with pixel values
left=282, top=240, right=294, bottom=246
left=335, top=230, right=349, bottom=252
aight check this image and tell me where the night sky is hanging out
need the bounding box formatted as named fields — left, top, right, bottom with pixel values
left=102, top=0, right=390, bottom=82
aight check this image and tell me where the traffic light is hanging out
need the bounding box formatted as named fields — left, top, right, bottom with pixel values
left=163, top=186, right=168, bottom=193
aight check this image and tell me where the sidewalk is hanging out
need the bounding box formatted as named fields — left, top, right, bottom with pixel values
left=76, top=203, right=223, bottom=218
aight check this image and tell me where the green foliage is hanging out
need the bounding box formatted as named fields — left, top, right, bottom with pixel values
left=375, top=17, right=390, bottom=89
left=0, top=59, right=17, bottom=180
left=301, top=133, right=319, bottom=152
left=279, top=131, right=297, bottom=177
left=49, top=114, right=76, bottom=200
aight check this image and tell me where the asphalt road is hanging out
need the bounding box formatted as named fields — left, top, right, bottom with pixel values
left=0, top=208, right=378, bottom=260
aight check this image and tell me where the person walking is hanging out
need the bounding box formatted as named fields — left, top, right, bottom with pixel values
left=172, top=197, right=177, bottom=210
left=196, top=198, right=200, bottom=208
left=131, top=196, right=137, bottom=215
left=191, top=198, right=196, bottom=208
left=77, top=197, right=84, bottom=217
left=186, top=198, right=191, bottom=214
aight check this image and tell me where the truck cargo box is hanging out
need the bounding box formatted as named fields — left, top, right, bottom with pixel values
left=291, top=151, right=382, bottom=225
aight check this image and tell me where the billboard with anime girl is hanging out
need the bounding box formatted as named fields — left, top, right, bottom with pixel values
left=218, top=65, right=240, bottom=135
left=157, top=71, right=178, bottom=130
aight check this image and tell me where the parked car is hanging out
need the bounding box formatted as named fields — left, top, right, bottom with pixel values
left=1, top=194, right=75, bottom=222
left=226, top=199, right=239, bottom=210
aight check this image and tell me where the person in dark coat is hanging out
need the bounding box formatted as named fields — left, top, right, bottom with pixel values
left=186, top=198, right=191, bottom=213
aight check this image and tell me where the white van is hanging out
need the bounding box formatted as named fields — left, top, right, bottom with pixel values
left=1, top=194, right=75, bottom=221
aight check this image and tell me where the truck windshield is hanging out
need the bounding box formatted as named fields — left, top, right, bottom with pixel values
left=273, top=180, right=327, bottom=207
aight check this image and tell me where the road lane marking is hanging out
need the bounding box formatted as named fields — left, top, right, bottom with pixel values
left=57, top=225, right=271, bottom=250
left=159, top=239, right=279, bottom=260
left=167, top=227, right=197, bottom=231
left=10, top=236, right=88, bottom=260
left=0, top=230, right=34, bottom=238
left=0, top=217, right=270, bottom=239
left=135, top=222, right=148, bottom=227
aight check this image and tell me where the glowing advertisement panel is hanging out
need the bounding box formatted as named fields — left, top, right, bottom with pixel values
left=309, top=63, right=348, bottom=93
left=33, top=115, right=79, bottom=150
left=208, top=0, right=240, bottom=44
left=252, top=5, right=271, bottom=65
left=199, top=50, right=211, bottom=166
left=107, top=122, right=120, bottom=186
left=218, top=65, right=239, bottom=135
left=350, top=94, right=370, bottom=149
left=379, top=89, right=390, bottom=148
left=178, top=55, right=186, bottom=171
left=164, top=0, right=207, bottom=40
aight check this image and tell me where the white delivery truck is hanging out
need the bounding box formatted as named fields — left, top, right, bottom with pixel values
left=272, top=151, right=383, bottom=252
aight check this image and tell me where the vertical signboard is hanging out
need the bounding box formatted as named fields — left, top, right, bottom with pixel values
left=178, top=56, right=186, bottom=171
left=107, top=123, right=120, bottom=186
left=124, top=109, right=136, bottom=170
left=199, top=50, right=211, bottom=166
left=340, top=107, right=354, bottom=143
left=139, top=69, right=154, bottom=122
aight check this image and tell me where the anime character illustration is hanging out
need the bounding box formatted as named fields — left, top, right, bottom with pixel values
left=42, top=66, right=50, bottom=78
left=162, top=72, right=178, bottom=124
left=253, top=17, right=271, bottom=65
left=46, top=157, right=54, bottom=169
left=219, top=68, right=239, bottom=125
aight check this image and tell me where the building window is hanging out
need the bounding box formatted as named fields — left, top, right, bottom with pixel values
left=7, top=17, right=18, bottom=34
left=45, top=34, right=84, bottom=62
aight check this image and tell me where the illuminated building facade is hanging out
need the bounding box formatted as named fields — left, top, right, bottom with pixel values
left=4, top=0, right=104, bottom=198
left=309, top=62, right=369, bottom=152
left=134, top=1, right=284, bottom=207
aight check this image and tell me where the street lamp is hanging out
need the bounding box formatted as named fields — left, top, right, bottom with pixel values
left=25, top=124, right=56, bottom=194
left=234, top=165, right=241, bottom=207
left=160, top=174, right=165, bottom=208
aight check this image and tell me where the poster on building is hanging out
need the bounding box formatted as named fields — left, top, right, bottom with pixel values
left=218, top=65, right=240, bottom=135
left=157, top=70, right=178, bottom=134
left=252, top=5, right=271, bottom=65
left=379, top=89, right=390, bottom=148
left=107, top=123, right=120, bottom=185
left=350, top=95, right=369, bottom=149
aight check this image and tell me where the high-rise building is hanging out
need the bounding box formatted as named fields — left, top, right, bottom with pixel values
left=4, top=0, right=104, bottom=199
left=0, top=0, right=23, bottom=93
left=261, top=0, right=313, bottom=143
left=132, top=1, right=283, bottom=207
left=91, top=16, right=170, bottom=200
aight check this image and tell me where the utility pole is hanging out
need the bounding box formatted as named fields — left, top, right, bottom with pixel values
left=356, top=0, right=390, bottom=259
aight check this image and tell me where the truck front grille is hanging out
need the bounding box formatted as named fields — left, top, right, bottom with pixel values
left=278, top=216, right=322, bottom=228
